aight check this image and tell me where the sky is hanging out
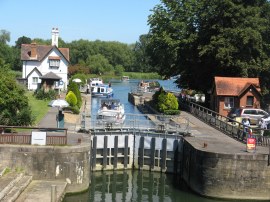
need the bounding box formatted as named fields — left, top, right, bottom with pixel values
left=0, top=0, right=161, bottom=46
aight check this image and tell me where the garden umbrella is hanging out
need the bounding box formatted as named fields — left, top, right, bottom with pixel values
left=48, top=99, right=69, bottom=108
left=72, top=78, right=82, bottom=83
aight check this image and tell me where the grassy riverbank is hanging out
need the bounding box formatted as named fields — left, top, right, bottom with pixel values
left=26, top=91, right=50, bottom=126
left=88, top=72, right=162, bottom=83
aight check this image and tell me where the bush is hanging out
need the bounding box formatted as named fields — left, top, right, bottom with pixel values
left=157, top=92, right=179, bottom=113
left=66, top=91, right=77, bottom=107
left=34, top=89, right=57, bottom=100
left=67, top=81, right=82, bottom=108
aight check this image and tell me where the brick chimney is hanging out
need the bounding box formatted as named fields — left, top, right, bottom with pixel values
left=51, top=27, right=59, bottom=47
left=30, top=42, right=37, bottom=58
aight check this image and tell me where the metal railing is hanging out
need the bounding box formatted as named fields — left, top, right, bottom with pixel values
left=90, top=113, right=190, bottom=135
left=180, top=101, right=270, bottom=146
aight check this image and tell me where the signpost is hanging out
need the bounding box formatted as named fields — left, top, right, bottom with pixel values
left=246, top=137, right=256, bottom=153
left=31, top=132, right=46, bottom=145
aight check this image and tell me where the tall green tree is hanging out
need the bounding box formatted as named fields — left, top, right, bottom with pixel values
left=133, top=34, right=153, bottom=73
left=147, top=0, right=270, bottom=94
left=0, top=30, right=10, bottom=44
left=86, top=54, right=113, bottom=75
left=0, top=67, right=34, bottom=126
left=15, top=36, right=32, bottom=48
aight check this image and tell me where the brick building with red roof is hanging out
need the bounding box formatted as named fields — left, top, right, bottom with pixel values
left=210, top=77, right=261, bottom=117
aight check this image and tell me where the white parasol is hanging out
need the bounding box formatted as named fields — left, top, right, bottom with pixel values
left=72, top=78, right=82, bottom=83
left=48, top=99, right=69, bottom=108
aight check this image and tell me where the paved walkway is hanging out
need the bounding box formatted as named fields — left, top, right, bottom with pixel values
left=181, top=111, right=269, bottom=154
left=37, top=93, right=91, bottom=145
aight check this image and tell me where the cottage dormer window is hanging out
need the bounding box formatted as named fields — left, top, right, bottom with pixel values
left=49, top=56, right=60, bottom=69
left=49, top=59, right=60, bottom=68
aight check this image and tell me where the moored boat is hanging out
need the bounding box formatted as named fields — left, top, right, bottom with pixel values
left=91, top=84, right=113, bottom=98
left=121, top=76, right=129, bottom=81
left=90, top=78, right=103, bottom=87
left=97, top=99, right=125, bottom=125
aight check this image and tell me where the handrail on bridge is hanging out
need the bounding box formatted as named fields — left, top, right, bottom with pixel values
left=90, top=113, right=190, bottom=136
left=179, top=100, right=270, bottom=147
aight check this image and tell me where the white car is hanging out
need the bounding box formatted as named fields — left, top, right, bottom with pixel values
left=228, top=108, right=269, bottom=125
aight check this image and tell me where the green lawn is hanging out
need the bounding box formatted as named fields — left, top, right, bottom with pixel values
left=26, top=91, right=50, bottom=126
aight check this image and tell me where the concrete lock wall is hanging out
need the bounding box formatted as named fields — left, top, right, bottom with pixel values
left=0, top=143, right=91, bottom=193
left=181, top=139, right=270, bottom=200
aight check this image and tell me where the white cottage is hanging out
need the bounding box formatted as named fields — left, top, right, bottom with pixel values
left=21, top=28, right=69, bottom=91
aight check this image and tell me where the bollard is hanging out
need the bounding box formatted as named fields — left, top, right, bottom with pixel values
left=51, top=185, right=57, bottom=202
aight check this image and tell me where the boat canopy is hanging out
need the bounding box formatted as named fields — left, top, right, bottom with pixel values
left=100, top=99, right=121, bottom=105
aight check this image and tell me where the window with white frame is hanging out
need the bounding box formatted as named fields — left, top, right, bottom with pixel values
left=32, top=77, right=38, bottom=84
left=224, top=97, right=234, bottom=109
left=49, top=59, right=60, bottom=68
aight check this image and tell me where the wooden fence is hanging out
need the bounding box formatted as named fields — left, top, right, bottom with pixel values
left=0, top=125, right=67, bottom=145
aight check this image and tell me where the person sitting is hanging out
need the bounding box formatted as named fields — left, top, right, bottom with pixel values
left=110, top=102, right=116, bottom=109
left=101, top=102, right=108, bottom=110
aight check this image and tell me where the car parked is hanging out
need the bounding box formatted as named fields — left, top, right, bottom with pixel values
left=227, top=108, right=269, bottom=125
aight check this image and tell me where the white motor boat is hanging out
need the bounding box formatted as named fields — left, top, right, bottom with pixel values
left=97, top=99, right=125, bottom=125
left=91, top=84, right=113, bottom=98
left=90, top=78, right=103, bottom=87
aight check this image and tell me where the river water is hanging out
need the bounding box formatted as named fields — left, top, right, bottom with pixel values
left=63, top=79, right=252, bottom=202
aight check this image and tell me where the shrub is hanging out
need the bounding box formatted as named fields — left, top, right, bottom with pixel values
left=67, top=81, right=82, bottom=108
left=34, top=89, right=57, bottom=100
left=66, top=91, right=77, bottom=107
left=152, top=87, right=165, bottom=104
left=157, top=92, right=179, bottom=113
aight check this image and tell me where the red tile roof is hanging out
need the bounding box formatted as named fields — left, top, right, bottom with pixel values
left=214, top=77, right=260, bottom=96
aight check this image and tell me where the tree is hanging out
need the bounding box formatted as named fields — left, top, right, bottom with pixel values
left=15, top=36, right=31, bottom=49
left=147, top=0, right=270, bottom=95
left=133, top=34, right=153, bottom=72
left=0, top=30, right=10, bottom=44
left=67, top=81, right=82, bottom=108
left=114, top=64, right=124, bottom=76
left=86, top=54, right=113, bottom=75
left=0, top=67, right=34, bottom=126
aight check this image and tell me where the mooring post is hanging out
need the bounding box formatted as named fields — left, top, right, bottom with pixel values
left=103, top=136, right=108, bottom=169
left=51, top=185, right=57, bottom=202
left=114, top=136, right=118, bottom=169
left=92, top=136, right=97, bottom=171
left=161, top=138, right=167, bottom=172
left=150, top=137, right=156, bottom=170
left=139, top=137, right=145, bottom=169
left=124, top=135, right=129, bottom=169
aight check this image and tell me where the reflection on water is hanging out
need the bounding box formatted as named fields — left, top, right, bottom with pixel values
left=64, top=170, right=245, bottom=202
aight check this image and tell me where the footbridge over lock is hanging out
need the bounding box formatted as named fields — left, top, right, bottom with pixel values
left=89, top=113, right=190, bottom=173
